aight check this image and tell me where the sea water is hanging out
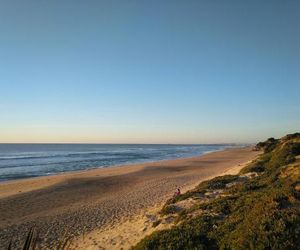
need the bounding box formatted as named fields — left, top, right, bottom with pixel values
left=0, top=144, right=241, bottom=182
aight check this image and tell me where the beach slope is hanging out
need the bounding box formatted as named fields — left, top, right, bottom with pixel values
left=0, top=147, right=259, bottom=249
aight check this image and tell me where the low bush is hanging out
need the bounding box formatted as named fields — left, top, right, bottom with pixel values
left=195, top=175, right=239, bottom=191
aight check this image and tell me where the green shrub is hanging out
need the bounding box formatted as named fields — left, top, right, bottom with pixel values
left=195, top=175, right=239, bottom=191
left=160, top=204, right=180, bottom=215
left=133, top=216, right=218, bottom=250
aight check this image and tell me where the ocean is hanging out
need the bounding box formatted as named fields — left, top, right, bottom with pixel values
left=0, top=144, right=240, bottom=182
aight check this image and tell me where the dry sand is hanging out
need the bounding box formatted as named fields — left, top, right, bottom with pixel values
left=0, top=147, right=260, bottom=249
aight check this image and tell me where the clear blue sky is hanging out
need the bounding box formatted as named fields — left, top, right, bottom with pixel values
left=0, top=1, right=299, bottom=143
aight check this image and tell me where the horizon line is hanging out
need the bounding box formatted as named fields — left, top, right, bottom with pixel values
left=0, top=142, right=253, bottom=145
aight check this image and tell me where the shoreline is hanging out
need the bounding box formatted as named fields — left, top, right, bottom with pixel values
left=0, top=145, right=241, bottom=184
left=0, top=146, right=242, bottom=198
left=0, top=146, right=260, bottom=249
left=0, top=147, right=227, bottom=184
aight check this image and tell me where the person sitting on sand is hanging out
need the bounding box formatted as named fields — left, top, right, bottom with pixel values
left=174, top=188, right=181, bottom=196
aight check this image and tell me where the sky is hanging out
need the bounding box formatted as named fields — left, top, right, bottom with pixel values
left=0, top=0, right=299, bottom=144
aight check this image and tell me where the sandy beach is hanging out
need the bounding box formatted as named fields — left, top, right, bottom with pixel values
left=0, top=147, right=260, bottom=249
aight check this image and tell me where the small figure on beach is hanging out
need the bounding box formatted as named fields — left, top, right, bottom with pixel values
left=174, top=188, right=181, bottom=196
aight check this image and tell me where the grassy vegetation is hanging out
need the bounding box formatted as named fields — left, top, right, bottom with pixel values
left=133, top=133, right=300, bottom=250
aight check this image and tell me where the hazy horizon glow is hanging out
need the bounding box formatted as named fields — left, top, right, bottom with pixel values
left=0, top=1, right=299, bottom=144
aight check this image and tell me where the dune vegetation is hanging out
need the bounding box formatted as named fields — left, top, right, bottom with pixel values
left=133, top=133, right=300, bottom=250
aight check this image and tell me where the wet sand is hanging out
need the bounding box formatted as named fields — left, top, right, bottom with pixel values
left=0, top=147, right=259, bottom=249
